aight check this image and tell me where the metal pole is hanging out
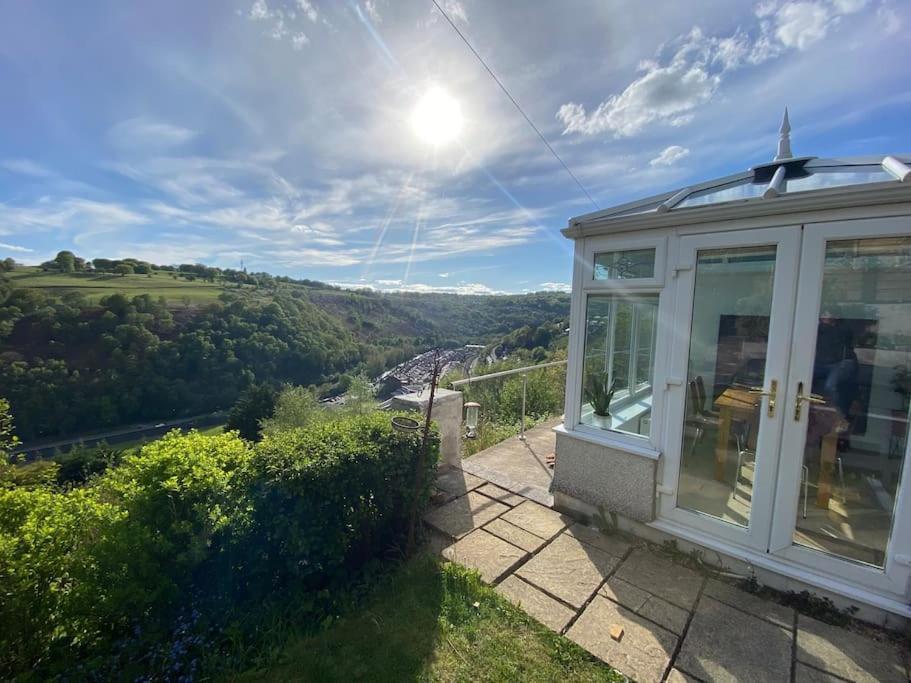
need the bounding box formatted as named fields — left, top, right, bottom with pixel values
left=519, top=373, right=527, bottom=441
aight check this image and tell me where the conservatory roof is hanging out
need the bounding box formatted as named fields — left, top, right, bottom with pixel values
left=566, top=109, right=911, bottom=236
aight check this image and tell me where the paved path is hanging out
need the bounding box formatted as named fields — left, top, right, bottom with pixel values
left=425, top=466, right=910, bottom=683
left=459, top=417, right=560, bottom=506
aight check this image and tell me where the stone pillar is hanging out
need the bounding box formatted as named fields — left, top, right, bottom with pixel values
left=390, top=388, right=463, bottom=469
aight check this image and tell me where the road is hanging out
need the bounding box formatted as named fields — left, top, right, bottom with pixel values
left=12, top=412, right=227, bottom=458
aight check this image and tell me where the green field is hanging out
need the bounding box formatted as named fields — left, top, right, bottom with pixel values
left=7, top=267, right=231, bottom=305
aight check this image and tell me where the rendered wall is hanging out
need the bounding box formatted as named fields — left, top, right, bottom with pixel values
left=552, top=430, right=657, bottom=522
left=390, top=388, right=463, bottom=468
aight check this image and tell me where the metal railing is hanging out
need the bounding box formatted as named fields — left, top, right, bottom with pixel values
left=449, top=359, right=566, bottom=440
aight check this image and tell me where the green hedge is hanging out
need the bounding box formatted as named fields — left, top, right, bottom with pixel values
left=0, top=413, right=437, bottom=677
left=246, top=413, right=437, bottom=591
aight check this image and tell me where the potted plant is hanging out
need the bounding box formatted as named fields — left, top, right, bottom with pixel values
left=585, top=373, right=617, bottom=429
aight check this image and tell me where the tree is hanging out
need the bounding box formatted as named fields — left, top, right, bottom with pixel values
left=115, top=264, right=134, bottom=277
left=0, top=398, right=19, bottom=458
left=226, top=384, right=277, bottom=441
left=0, top=258, right=16, bottom=272
left=260, top=385, right=321, bottom=437
left=54, top=250, right=76, bottom=273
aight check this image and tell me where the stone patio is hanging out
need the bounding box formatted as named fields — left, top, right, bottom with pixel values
left=425, top=437, right=910, bottom=683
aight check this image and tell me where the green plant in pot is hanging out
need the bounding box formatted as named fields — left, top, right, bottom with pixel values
left=585, top=373, right=617, bottom=429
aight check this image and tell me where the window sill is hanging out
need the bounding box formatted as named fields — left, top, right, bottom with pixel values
left=553, top=423, right=662, bottom=461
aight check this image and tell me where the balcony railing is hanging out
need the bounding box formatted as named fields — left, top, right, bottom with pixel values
left=449, top=359, right=566, bottom=441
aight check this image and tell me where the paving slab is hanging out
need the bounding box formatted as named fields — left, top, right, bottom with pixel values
left=676, top=596, right=792, bottom=683
left=423, top=490, right=509, bottom=539
left=666, top=669, right=701, bottom=683
left=600, top=577, right=650, bottom=611
left=501, top=500, right=572, bottom=540
left=442, top=529, right=528, bottom=584
left=704, top=579, right=794, bottom=629
left=613, top=549, right=705, bottom=610
left=434, top=467, right=486, bottom=500
left=496, top=575, right=576, bottom=633
left=599, top=576, right=689, bottom=635
left=563, top=523, right=632, bottom=558
left=516, top=532, right=619, bottom=608
left=567, top=595, right=678, bottom=683
left=638, top=594, right=689, bottom=635
left=795, top=662, right=851, bottom=682
left=424, top=527, right=454, bottom=556
left=483, top=517, right=548, bottom=553
left=796, top=614, right=908, bottom=683
left=476, top=482, right=526, bottom=507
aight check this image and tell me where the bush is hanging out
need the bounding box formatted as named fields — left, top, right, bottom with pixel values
left=245, top=412, right=438, bottom=592
left=0, top=486, right=149, bottom=674
left=0, top=416, right=435, bottom=677
left=0, top=459, right=60, bottom=489
left=54, top=442, right=121, bottom=486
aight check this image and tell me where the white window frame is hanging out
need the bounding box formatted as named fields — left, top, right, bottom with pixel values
left=565, top=233, right=668, bottom=455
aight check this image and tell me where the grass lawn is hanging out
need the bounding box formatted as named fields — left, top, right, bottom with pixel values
left=234, top=553, right=621, bottom=683
left=7, top=267, right=231, bottom=305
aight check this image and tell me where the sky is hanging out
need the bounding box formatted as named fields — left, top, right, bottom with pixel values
left=1, top=0, right=909, bottom=295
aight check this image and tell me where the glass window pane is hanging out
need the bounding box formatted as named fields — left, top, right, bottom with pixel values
left=580, top=294, right=658, bottom=437
left=794, top=237, right=911, bottom=568
left=593, top=248, right=655, bottom=280
left=677, top=179, right=766, bottom=209
left=785, top=165, right=895, bottom=194
left=677, top=245, right=777, bottom=528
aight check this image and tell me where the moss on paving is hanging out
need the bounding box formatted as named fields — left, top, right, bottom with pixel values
left=236, top=553, right=622, bottom=682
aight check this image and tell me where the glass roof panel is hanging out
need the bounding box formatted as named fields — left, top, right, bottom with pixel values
left=676, top=178, right=765, bottom=209
left=783, top=165, right=895, bottom=194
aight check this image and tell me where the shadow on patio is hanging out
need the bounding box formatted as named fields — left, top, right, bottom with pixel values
left=458, top=416, right=561, bottom=507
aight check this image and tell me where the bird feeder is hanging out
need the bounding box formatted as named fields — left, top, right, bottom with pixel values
left=464, top=402, right=480, bottom=439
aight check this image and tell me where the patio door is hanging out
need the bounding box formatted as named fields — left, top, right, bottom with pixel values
left=662, top=227, right=801, bottom=550
left=769, top=217, right=911, bottom=596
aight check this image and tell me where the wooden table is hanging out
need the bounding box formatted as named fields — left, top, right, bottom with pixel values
left=713, top=386, right=761, bottom=482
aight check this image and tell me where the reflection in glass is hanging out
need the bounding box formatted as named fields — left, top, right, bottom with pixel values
left=593, top=248, right=655, bottom=280
left=794, top=238, right=911, bottom=567
left=677, top=246, right=777, bottom=527
left=580, top=294, right=658, bottom=436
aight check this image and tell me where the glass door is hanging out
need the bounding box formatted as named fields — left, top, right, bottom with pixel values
left=662, top=227, right=800, bottom=549
left=771, top=218, right=911, bottom=595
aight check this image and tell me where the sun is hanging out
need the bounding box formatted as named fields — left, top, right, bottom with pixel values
left=411, top=86, right=463, bottom=146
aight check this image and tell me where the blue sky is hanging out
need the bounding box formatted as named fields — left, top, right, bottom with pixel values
left=1, top=0, right=909, bottom=294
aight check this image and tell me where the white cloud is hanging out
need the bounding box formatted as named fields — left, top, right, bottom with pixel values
left=557, top=30, right=721, bottom=137
left=296, top=0, right=318, bottom=22
left=831, top=0, right=868, bottom=13
left=108, top=118, right=196, bottom=152
left=0, top=241, right=34, bottom=253
left=364, top=0, right=382, bottom=22
left=0, top=159, right=55, bottom=178
left=557, top=0, right=879, bottom=138
left=292, top=32, right=309, bottom=49
left=775, top=2, right=831, bottom=49
left=428, top=0, right=468, bottom=25
left=249, top=0, right=270, bottom=20
left=649, top=145, right=690, bottom=166
left=538, top=282, right=571, bottom=293
left=877, top=4, right=902, bottom=34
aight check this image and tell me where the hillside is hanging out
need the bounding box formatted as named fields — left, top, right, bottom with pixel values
left=0, top=260, right=568, bottom=440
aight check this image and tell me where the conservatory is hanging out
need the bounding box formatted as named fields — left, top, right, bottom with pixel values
left=552, top=111, right=911, bottom=620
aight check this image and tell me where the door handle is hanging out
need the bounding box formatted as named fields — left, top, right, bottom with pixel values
left=793, top=381, right=826, bottom=421
left=748, top=379, right=777, bottom=417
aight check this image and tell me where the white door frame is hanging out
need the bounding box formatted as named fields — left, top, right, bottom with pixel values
left=770, top=216, right=911, bottom=596
left=659, top=226, right=801, bottom=550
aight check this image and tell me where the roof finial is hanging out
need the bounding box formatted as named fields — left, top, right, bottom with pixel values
left=775, top=106, right=792, bottom=161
